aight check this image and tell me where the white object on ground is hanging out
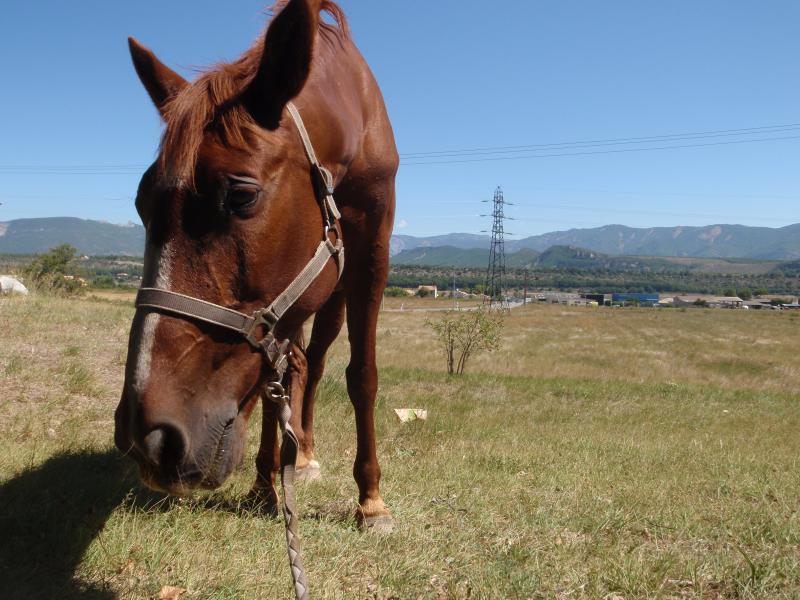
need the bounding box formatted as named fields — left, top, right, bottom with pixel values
left=394, top=408, right=428, bottom=423
left=0, top=276, right=28, bottom=295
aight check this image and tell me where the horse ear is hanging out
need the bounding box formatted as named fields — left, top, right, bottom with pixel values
left=244, top=0, right=321, bottom=129
left=128, top=37, right=188, bottom=117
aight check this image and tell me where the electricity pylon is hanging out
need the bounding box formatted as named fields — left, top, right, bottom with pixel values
left=481, top=186, right=513, bottom=308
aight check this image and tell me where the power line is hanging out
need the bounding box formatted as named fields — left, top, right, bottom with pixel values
left=0, top=122, right=799, bottom=174
left=401, top=134, right=800, bottom=166
left=399, top=122, right=800, bottom=158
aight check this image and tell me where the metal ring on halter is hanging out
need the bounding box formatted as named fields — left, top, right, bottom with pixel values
left=265, top=380, right=288, bottom=403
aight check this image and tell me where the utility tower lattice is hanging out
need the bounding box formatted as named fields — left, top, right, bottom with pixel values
left=481, top=186, right=513, bottom=306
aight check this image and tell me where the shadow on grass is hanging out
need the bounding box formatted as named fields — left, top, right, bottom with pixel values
left=0, top=450, right=137, bottom=599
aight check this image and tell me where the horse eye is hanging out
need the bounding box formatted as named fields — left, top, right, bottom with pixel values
left=226, top=185, right=260, bottom=212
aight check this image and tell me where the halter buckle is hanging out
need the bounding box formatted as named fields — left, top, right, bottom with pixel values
left=243, top=308, right=278, bottom=349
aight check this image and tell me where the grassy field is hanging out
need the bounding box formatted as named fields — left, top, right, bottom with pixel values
left=1, top=294, right=799, bottom=599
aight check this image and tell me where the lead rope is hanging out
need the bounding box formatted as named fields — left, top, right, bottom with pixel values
left=264, top=102, right=341, bottom=600
left=264, top=380, right=310, bottom=600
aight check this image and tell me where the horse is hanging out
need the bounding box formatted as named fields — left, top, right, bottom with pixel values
left=114, top=0, right=397, bottom=532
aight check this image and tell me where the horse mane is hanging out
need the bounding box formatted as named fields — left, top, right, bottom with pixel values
left=159, top=2, right=349, bottom=186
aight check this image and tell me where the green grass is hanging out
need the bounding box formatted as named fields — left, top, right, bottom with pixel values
left=0, top=295, right=799, bottom=598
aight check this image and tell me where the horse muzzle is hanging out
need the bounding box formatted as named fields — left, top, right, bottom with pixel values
left=114, top=393, right=247, bottom=495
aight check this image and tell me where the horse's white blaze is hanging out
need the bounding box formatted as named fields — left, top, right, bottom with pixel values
left=131, top=241, right=174, bottom=395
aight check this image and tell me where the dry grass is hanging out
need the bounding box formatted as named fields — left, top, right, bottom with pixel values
left=1, top=294, right=799, bottom=598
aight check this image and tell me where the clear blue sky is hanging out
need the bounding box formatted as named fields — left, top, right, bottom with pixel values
left=1, top=1, right=798, bottom=238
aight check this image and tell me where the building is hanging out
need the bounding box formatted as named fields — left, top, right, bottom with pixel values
left=612, top=293, right=660, bottom=306
left=672, top=295, right=744, bottom=309
left=416, top=285, right=438, bottom=298
left=583, top=293, right=612, bottom=306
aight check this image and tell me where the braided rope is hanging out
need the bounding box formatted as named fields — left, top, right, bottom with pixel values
left=275, top=393, right=310, bottom=600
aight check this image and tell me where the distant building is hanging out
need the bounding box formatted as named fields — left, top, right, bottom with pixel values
left=539, top=292, right=582, bottom=305
left=672, top=295, right=744, bottom=309
left=583, top=293, right=612, bottom=306
left=612, top=293, right=660, bottom=306
left=743, top=299, right=776, bottom=310
left=416, top=285, right=438, bottom=299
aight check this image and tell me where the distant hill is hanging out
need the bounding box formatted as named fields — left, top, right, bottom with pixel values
left=393, top=243, right=785, bottom=274
left=2, top=218, right=798, bottom=262
left=390, top=233, right=490, bottom=256
left=774, top=260, right=800, bottom=276
left=393, top=223, right=800, bottom=261
left=392, top=246, right=542, bottom=269
left=0, top=218, right=145, bottom=256
left=513, top=223, right=800, bottom=260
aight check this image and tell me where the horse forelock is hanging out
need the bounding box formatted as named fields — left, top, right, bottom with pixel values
left=158, top=1, right=349, bottom=187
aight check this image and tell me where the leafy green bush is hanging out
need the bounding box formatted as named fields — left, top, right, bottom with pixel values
left=92, top=275, right=116, bottom=289
left=384, top=286, right=408, bottom=298
left=426, top=306, right=504, bottom=375
left=21, top=244, right=84, bottom=296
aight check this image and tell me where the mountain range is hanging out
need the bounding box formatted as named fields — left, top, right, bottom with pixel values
left=393, top=223, right=800, bottom=261
left=0, top=218, right=146, bottom=256
left=1, top=217, right=798, bottom=262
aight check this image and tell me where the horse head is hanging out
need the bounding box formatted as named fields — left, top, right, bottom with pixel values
left=114, top=0, right=344, bottom=495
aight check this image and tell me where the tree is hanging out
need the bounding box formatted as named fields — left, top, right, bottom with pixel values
left=21, top=244, right=84, bottom=295
left=426, top=306, right=504, bottom=375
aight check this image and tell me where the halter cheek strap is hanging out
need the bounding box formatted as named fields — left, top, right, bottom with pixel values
left=134, top=102, right=344, bottom=381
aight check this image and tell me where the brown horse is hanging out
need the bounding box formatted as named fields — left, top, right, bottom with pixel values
left=114, top=0, right=397, bottom=530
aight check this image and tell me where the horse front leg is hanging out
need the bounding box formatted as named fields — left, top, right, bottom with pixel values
left=295, top=290, right=346, bottom=482
left=249, top=340, right=308, bottom=513
left=249, top=396, right=280, bottom=516
left=344, top=234, right=393, bottom=532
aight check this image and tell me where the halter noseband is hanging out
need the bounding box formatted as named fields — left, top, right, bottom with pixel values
left=134, top=102, right=345, bottom=383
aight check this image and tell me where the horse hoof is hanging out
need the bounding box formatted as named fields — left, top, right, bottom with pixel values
left=295, top=460, right=322, bottom=483
left=358, top=513, right=394, bottom=534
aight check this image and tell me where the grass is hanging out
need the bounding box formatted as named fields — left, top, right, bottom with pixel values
left=0, top=294, right=799, bottom=598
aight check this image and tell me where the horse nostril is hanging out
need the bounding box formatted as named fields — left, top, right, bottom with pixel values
left=142, top=424, right=187, bottom=468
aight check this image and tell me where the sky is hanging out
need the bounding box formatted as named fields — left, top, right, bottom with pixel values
left=1, top=1, right=798, bottom=239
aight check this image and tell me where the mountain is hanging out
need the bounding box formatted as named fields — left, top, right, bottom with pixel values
left=774, top=260, right=800, bottom=276
left=392, top=246, right=542, bottom=268
left=1, top=218, right=798, bottom=262
left=390, top=233, right=490, bottom=256
left=0, top=218, right=145, bottom=256
left=393, top=243, right=790, bottom=273
left=512, top=224, right=800, bottom=260
left=393, top=223, right=800, bottom=261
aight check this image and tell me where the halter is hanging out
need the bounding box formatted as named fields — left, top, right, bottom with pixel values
left=135, top=102, right=344, bottom=385
left=134, top=103, right=341, bottom=600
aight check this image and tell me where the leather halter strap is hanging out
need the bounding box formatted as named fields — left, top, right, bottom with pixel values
left=135, top=102, right=344, bottom=379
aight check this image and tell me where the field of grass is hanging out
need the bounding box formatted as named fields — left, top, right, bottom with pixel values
left=1, top=294, right=799, bottom=598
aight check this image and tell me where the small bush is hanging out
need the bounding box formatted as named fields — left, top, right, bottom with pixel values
left=21, top=244, right=84, bottom=296
left=384, top=286, right=408, bottom=298
left=426, top=306, right=504, bottom=375
left=92, top=275, right=116, bottom=289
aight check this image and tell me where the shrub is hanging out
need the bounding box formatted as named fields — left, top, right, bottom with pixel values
left=384, top=286, right=408, bottom=298
left=425, top=306, right=504, bottom=375
left=21, top=244, right=84, bottom=296
left=92, top=275, right=116, bottom=289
